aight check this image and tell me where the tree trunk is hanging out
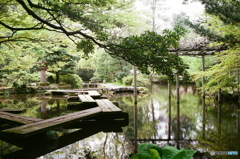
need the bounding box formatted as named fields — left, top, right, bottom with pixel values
left=56, top=72, right=60, bottom=84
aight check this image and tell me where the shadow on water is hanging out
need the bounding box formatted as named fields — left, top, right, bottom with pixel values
left=110, top=84, right=240, bottom=158
left=0, top=84, right=239, bottom=159
left=1, top=122, right=126, bottom=159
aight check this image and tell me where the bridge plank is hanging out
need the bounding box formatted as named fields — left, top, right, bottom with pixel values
left=102, top=99, right=122, bottom=112
left=96, top=100, right=111, bottom=113
left=0, top=108, right=26, bottom=114
left=78, top=95, right=95, bottom=102
left=96, top=99, right=121, bottom=113
left=2, top=107, right=102, bottom=138
left=0, top=111, right=42, bottom=125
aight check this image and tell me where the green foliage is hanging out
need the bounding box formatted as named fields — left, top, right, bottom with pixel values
left=131, top=143, right=197, bottom=159
left=0, top=71, right=39, bottom=93
left=151, top=75, right=169, bottom=84
left=200, top=0, right=240, bottom=25
left=45, top=130, right=59, bottom=141
left=13, top=83, right=37, bottom=94
left=0, top=0, right=188, bottom=82
left=1, top=71, right=39, bottom=87
left=194, top=48, right=240, bottom=93
left=76, top=68, right=94, bottom=81
left=107, top=26, right=189, bottom=79
left=93, top=50, right=132, bottom=82
left=44, top=47, right=80, bottom=83
left=77, top=39, right=95, bottom=56
left=59, top=74, right=83, bottom=88
left=122, top=75, right=150, bottom=87
left=184, top=0, right=240, bottom=93
left=90, top=76, right=102, bottom=82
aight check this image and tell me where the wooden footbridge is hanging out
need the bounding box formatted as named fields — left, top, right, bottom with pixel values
left=0, top=90, right=128, bottom=153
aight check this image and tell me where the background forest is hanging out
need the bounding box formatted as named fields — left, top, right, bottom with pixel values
left=0, top=0, right=239, bottom=96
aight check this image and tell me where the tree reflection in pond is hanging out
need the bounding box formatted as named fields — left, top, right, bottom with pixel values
left=0, top=84, right=239, bottom=158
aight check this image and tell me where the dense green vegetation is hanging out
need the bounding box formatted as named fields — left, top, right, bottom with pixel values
left=185, top=0, right=240, bottom=94
left=0, top=0, right=239, bottom=97
left=0, top=0, right=188, bottom=91
left=131, top=143, right=196, bottom=159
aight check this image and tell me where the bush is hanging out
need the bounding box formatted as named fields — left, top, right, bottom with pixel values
left=13, top=83, right=37, bottom=94
left=156, top=75, right=169, bottom=83
left=131, top=143, right=197, bottom=159
left=1, top=71, right=39, bottom=87
left=60, top=74, right=83, bottom=88
left=122, top=75, right=150, bottom=87
left=90, top=76, right=102, bottom=83
left=77, top=68, right=94, bottom=81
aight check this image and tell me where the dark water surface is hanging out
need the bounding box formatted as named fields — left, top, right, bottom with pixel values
left=0, top=84, right=239, bottom=159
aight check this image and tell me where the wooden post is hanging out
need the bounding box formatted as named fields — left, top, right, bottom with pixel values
left=134, top=101, right=138, bottom=153
left=202, top=55, right=205, bottom=98
left=202, top=97, right=206, bottom=139
left=218, top=88, right=222, bottom=134
left=237, top=70, right=239, bottom=94
left=237, top=107, right=240, bottom=137
left=133, top=66, right=137, bottom=105
left=168, top=80, right=172, bottom=140
left=176, top=72, right=180, bottom=118
left=151, top=89, right=156, bottom=142
left=133, top=65, right=138, bottom=153
left=176, top=72, right=180, bottom=149
left=201, top=56, right=206, bottom=139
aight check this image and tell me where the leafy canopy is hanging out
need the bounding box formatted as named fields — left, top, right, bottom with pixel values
left=106, top=26, right=189, bottom=79
left=0, top=0, right=188, bottom=78
left=185, top=0, right=240, bottom=92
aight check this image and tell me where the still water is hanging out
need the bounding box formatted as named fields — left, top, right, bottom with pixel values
left=0, top=84, right=239, bottom=159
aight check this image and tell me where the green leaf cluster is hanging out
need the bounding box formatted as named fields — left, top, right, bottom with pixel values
left=185, top=0, right=240, bottom=93
left=93, top=50, right=132, bottom=82
left=131, top=143, right=197, bottom=159
left=107, top=26, right=189, bottom=79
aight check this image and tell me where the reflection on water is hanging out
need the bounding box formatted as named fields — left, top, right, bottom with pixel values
left=0, top=84, right=239, bottom=158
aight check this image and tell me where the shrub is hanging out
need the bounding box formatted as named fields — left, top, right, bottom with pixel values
left=122, top=75, right=150, bottom=87
left=77, top=68, right=94, bottom=81
left=1, top=71, right=39, bottom=87
left=156, top=75, right=169, bottom=83
left=59, top=74, right=83, bottom=88
left=131, top=143, right=197, bottom=159
left=90, top=76, right=102, bottom=83
left=13, top=83, right=37, bottom=94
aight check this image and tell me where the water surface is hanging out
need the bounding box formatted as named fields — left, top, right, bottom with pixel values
left=0, top=84, right=239, bottom=159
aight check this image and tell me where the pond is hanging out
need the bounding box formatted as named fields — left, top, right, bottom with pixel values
left=0, top=84, right=239, bottom=159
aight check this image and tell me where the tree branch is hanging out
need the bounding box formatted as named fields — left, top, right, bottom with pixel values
left=27, top=0, right=57, bottom=11
left=0, top=21, right=44, bottom=31
left=16, top=0, right=108, bottom=48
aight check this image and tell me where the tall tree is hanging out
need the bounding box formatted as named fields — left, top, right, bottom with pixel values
left=0, top=0, right=188, bottom=79
left=93, top=50, right=132, bottom=82
left=185, top=0, right=240, bottom=93
left=44, top=47, right=80, bottom=84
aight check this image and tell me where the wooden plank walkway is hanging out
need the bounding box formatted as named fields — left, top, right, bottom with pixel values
left=0, top=91, right=128, bottom=141
left=78, top=95, right=97, bottom=107
left=96, top=99, right=122, bottom=113
left=2, top=107, right=102, bottom=138
left=46, top=90, right=101, bottom=98
left=0, top=111, right=42, bottom=124
left=0, top=108, right=26, bottom=114
left=78, top=95, right=95, bottom=102
left=46, top=90, right=84, bottom=95
left=88, top=91, right=101, bottom=98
